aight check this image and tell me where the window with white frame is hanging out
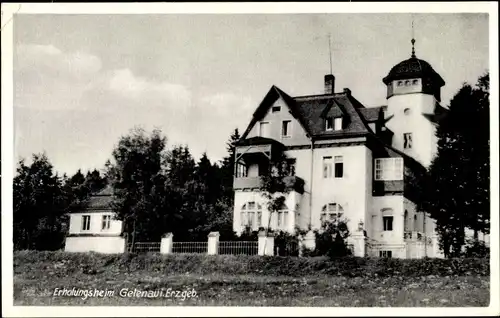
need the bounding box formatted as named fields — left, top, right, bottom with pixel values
left=236, top=161, right=248, bottom=178
left=382, top=208, right=394, bottom=231
left=286, top=158, right=296, bottom=176
left=320, top=203, right=344, bottom=223
left=241, top=202, right=262, bottom=229
left=277, top=207, right=289, bottom=230
left=81, top=215, right=91, bottom=231
left=259, top=122, right=270, bottom=138
left=374, top=158, right=403, bottom=180
left=101, top=215, right=111, bottom=231
left=379, top=250, right=392, bottom=258
left=325, top=117, right=334, bottom=131
left=334, top=117, right=343, bottom=131
left=323, top=156, right=333, bottom=178
left=334, top=156, right=343, bottom=178
left=281, top=120, right=291, bottom=138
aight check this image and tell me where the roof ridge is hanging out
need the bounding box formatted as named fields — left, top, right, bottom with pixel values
left=293, top=92, right=346, bottom=101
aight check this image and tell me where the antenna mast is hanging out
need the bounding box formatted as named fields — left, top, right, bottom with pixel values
left=411, top=14, right=416, bottom=58
left=328, top=33, right=333, bottom=74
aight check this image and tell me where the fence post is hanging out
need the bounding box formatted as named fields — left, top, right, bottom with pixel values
left=299, top=230, right=316, bottom=256
left=160, top=233, right=173, bottom=254
left=258, top=230, right=274, bottom=256
left=207, top=231, right=220, bottom=255
left=350, top=231, right=366, bottom=257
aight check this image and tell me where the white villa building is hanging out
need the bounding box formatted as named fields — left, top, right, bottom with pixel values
left=232, top=42, right=449, bottom=258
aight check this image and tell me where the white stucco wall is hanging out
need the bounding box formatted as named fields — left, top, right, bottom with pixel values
left=370, top=195, right=404, bottom=243
left=65, top=236, right=125, bottom=254
left=284, top=148, right=312, bottom=228
left=68, top=211, right=122, bottom=235
left=310, top=145, right=371, bottom=232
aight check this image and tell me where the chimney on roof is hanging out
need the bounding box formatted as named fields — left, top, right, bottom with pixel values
left=343, top=88, right=351, bottom=95
left=324, top=74, right=335, bottom=94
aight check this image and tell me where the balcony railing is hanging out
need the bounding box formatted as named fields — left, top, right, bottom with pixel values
left=404, top=231, right=432, bottom=244
left=233, top=175, right=305, bottom=194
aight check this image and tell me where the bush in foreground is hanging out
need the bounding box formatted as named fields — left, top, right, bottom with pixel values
left=14, top=250, right=489, bottom=278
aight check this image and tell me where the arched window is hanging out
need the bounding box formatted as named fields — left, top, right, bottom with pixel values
left=412, top=79, right=419, bottom=85
left=241, top=202, right=262, bottom=229
left=413, top=214, right=418, bottom=231
left=397, top=81, right=403, bottom=87
left=405, top=80, right=411, bottom=86
left=320, top=203, right=344, bottom=223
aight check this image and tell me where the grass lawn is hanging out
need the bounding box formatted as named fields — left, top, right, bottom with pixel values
left=14, top=270, right=490, bottom=306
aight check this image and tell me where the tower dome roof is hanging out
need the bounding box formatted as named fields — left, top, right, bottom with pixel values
left=383, top=56, right=445, bottom=87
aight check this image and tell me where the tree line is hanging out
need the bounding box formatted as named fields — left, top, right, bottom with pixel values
left=13, top=128, right=241, bottom=250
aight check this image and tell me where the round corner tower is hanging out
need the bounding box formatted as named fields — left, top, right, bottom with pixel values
left=382, top=39, right=446, bottom=168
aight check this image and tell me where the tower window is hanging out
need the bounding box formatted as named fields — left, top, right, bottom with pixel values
left=404, top=108, right=411, bottom=115
left=404, top=133, right=413, bottom=149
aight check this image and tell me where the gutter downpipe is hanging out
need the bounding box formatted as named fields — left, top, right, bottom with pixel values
left=309, top=135, right=314, bottom=228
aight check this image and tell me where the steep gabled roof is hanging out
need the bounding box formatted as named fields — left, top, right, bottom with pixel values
left=240, top=86, right=313, bottom=139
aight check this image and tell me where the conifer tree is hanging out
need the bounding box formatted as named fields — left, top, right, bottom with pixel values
left=419, top=72, right=490, bottom=257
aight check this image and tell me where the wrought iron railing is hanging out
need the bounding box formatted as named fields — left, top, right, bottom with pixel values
left=218, top=241, right=258, bottom=255
left=127, top=242, right=161, bottom=253
left=172, top=242, right=208, bottom=254
left=275, top=241, right=299, bottom=256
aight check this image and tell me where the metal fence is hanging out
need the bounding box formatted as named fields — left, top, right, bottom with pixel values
left=172, top=242, right=208, bottom=254
left=218, top=241, right=258, bottom=255
left=127, top=242, right=161, bottom=253
left=275, top=241, right=299, bottom=257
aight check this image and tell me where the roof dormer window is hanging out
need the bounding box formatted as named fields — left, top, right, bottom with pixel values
left=325, top=117, right=334, bottom=131
left=334, top=117, right=343, bottom=131
left=325, top=117, right=343, bottom=131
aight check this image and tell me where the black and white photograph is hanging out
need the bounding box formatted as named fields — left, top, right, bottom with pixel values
left=1, top=2, right=498, bottom=317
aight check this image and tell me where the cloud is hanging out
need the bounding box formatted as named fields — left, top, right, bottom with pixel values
left=201, top=92, right=253, bottom=116
left=107, top=68, right=191, bottom=108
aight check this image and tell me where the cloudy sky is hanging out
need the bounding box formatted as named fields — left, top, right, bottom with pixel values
left=13, top=13, right=489, bottom=175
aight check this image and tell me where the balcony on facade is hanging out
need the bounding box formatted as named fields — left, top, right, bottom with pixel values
left=404, top=231, right=432, bottom=245
left=233, top=137, right=305, bottom=194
